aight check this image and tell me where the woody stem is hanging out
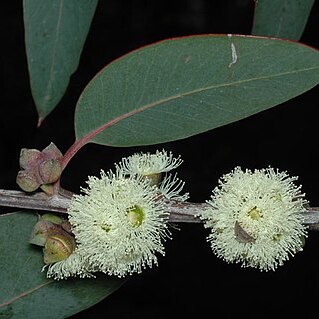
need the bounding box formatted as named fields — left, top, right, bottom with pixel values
left=1, top=189, right=319, bottom=230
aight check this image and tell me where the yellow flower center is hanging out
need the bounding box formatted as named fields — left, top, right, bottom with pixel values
left=248, top=206, right=262, bottom=220
left=101, top=222, right=111, bottom=232
left=127, top=205, right=145, bottom=227
left=273, top=233, right=282, bottom=242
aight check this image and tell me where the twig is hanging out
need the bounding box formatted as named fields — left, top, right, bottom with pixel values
left=1, top=189, right=319, bottom=230
left=0, top=189, right=70, bottom=213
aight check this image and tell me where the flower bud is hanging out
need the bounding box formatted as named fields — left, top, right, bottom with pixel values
left=17, top=143, right=63, bottom=194
left=42, top=142, right=63, bottom=160
left=61, top=220, right=73, bottom=234
left=39, top=159, right=62, bottom=184
left=40, top=183, right=55, bottom=195
left=29, top=220, right=57, bottom=246
left=144, top=173, right=162, bottom=186
left=43, top=230, right=76, bottom=264
left=16, top=170, right=40, bottom=192
left=41, top=213, right=64, bottom=225
left=41, top=213, right=73, bottom=234
left=19, top=148, right=42, bottom=170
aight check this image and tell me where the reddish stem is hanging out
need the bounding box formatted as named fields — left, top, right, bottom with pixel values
left=61, top=136, right=89, bottom=170
left=61, top=104, right=157, bottom=170
left=61, top=124, right=109, bottom=170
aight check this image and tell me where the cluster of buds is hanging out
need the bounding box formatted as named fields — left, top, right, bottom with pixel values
left=16, top=143, right=63, bottom=194
left=29, top=213, right=76, bottom=265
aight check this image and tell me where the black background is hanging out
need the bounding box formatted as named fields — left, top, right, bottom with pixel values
left=1, top=1, right=319, bottom=318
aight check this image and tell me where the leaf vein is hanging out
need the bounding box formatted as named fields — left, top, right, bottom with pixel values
left=0, top=280, right=53, bottom=308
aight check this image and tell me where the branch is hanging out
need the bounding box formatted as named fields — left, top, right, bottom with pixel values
left=1, top=189, right=319, bottom=230
left=0, top=189, right=70, bottom=213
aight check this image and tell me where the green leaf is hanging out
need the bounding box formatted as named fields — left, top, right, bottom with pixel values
left=252, top=0, right=315, bottom=40
left=74, top=35, right=319, bottom=147
left=23, top=0, right=98, bottom=124
left=0, top=212, right=124, bottom=319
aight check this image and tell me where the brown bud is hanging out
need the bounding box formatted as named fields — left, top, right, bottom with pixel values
left=16, top=170, right=40, bottom=192
left=19, top=148, right=42, bottom=170
left=61, top=220, right=73, bottom=234
left=43, top=230, right=76, bottom=264
left=38, top=159, right=62, bottom=184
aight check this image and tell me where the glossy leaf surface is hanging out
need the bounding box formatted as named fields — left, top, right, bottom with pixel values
left=0, top=212, right=124, bottom=319
left=23, top=0, right=98, bottom=123
left=74, top=35, right=319, bottom=147
left=75, top=35, right=319, bottom=146
left=252, top=0, right=315, bottom=40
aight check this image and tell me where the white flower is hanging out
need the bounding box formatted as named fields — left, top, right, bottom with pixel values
left=116, top=149, right=183, bottom=185
left=115, top=149, right=188, bottom=201
left=199, top=167, right=308, bottom=271
left=46, top=170, right=170, bottom=279
left=46, top=248, right=95, bottom=280
left=158, top=173, right=189, bottom=202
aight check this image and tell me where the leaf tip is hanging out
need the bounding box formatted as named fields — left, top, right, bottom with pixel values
left=37, top=116, right=44, bottom=128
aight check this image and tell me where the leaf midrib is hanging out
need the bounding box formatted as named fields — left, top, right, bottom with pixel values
left=86, top=64, right=319, bottom=139
left=44, top=0, right=64, bottom=104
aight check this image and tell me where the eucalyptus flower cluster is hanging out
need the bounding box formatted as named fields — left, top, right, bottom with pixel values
left=41, top=149, right=309, bottom=279
left=198, top=167, right=308, bottom=271
left=46, top=150, right=188, bottom=279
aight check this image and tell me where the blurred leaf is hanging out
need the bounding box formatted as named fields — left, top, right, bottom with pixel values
left=23, top=0, right=98, bottom=124
left=0, top=212, right=124, bottom=319
left=74, top=35, right=319, bottom=147
left=252, top=0, right=315, bottom=40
